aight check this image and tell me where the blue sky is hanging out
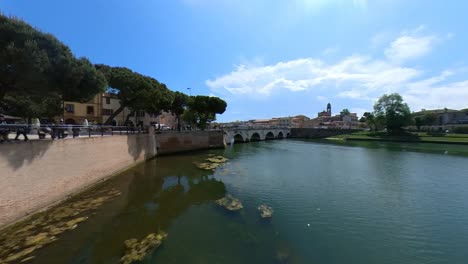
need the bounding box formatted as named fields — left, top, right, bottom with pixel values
left=1, top=0, right=468, bottom=122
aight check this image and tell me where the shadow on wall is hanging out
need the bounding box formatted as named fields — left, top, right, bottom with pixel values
left=0, top=140, right=53, bottom=170
left=126, top=133, right=157, bottom=161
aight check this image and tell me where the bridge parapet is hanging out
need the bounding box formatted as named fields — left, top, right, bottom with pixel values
left=223, top=127, right=290, bottom=144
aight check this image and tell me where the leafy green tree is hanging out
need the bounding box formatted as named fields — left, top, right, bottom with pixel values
left=340, top=109, right=351, bottom=116
left=0, top=14, right=107, bottom=109
left=95, top=65, right=174, bottom=124
left=183, top=96, right=227, bottom=130
left=170, top=92, right=190, bottom=131
left=363, top=112, right=376, bottom=131
left=422, top=113, right=437, bottom=126
left=414, top=116, right=423, bottom=131
left=373, top=93, right=412, bottom=133
left=1, top=94, right=62, bottom=120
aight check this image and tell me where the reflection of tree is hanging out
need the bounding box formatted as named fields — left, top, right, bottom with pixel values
left=154, top=178, right=226, bottom=229
left=88, top=156, right=226, bottom=263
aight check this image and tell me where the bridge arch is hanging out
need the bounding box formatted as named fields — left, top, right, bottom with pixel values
left=277, top=131, right=284, bottom=139
left=265, top=131, right=275, bottom=140
left=250, top=132, right=261, bottom=141
left=234, top=134, right=245, bottom=143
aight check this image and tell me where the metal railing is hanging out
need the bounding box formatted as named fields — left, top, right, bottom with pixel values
left=0, top=124, right=150, bottom=142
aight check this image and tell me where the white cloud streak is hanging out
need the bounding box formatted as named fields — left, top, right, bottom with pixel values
left=206, top=56, right=420, bottom=97
left=206, top=27, right=466, bottom=112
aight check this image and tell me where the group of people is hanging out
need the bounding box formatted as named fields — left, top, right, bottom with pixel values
left=0, top=115, right=68, bottom=143
left=0, top=114, right=29, bottom=143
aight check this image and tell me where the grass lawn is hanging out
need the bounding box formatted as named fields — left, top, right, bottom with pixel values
left=329, top=131, right=468, bottom=144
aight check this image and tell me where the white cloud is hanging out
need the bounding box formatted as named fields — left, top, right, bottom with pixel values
left=322, top=47, right=339, bottom=56
left=384, top=26, right=439, bottom=62
left=206, top=55, right=420, bottom=98
left=316, top=95, right=328, bottom=102
left=206, top=27, right=467, bottom=112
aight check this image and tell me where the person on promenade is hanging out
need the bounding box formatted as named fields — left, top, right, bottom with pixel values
left=0, top=114, right=11, bottom=143
left=39, top=122, right=56, bottom=140
left=14, top=121, right=29, bottom=142
left=57, top=119, right=65, bottom=139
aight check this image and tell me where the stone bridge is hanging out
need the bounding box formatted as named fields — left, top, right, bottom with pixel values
left=223, top=127, right=290, bottom=144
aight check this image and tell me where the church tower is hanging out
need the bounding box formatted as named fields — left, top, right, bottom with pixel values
left=327, top=102, right=331, bottom=115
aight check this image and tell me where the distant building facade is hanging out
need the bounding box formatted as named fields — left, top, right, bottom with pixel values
left=62, top=93, right=177, bottom=127
left=307, top=103, right=359, bottom=129
left=63, top=94, right=103, bottom=124
left=413, top=108, right=468, bottom=125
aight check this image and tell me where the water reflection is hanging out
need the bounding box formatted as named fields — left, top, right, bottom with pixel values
left=23, top=153, right=228, bottom=264
left=15, top=139, right=466, bottom=264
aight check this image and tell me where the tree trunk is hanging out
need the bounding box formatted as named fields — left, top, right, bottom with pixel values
left=177, top=115, right=181, bottom=131
left=104, top=105, right=125, bottom=125
left=124, top=110, right=135, bottom=125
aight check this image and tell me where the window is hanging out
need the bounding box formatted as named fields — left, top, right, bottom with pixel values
left=138, top=110, right=146, bottom=117
left=106, top=97, right=111, bottom=104
left=65, top=104, right=74, bottom=113
left=102, top=108, right=113, bottom=115
left=87, top=106, right=94, bottom=115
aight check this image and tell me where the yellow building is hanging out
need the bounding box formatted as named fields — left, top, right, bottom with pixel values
left=63, top=94, right=103, bottom=124
left=101, top=93, right=176, bottom=127
left=62, top=93, right=178, bottom=127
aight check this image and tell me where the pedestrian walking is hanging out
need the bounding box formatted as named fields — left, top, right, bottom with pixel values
left=57, top=119, right=65, bottom=139
left=0, top=114, right=11, bottom=143
left=14, top=122, right=29, bottom=142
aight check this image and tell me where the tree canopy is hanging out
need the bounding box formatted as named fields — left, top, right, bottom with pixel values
left=169, top=91, right=190, bottom=131
left=373, top=93, right=412, bottom=133
left=362, top=112, right=376, bottom=131
left=0, top=15, right=228, bottom=125
left=0, top=14, right=107, bottom=117
left=183, top=96, right=227, bottom=129
left=340, top=109, right=351, bottom=116
left=423, top=113, right=437, bottom=126
left=414, top=116, right=423, bottom=131
left=95, top=65, right=174, bottom=124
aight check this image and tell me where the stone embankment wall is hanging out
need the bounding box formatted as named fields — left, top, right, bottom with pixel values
left=156, top=130, right=224, bottom=155
left=0, top=131, right=223, bottom=229
left=290, top=128, right=359, bottom=138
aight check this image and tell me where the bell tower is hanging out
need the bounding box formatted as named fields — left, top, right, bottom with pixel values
left=327, top=103, right=331, bottom=115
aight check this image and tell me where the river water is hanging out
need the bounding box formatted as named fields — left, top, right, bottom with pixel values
left=20, top=140, right=468, bottom=263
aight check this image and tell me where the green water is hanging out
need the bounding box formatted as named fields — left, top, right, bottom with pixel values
left=23, top=140, right=468, bottom=263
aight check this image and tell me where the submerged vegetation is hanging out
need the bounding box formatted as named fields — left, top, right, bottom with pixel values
left=0, top=188, right=120, bottom=263
left=258, top=204, right=274, bottom=218
left=120, top=231, right=168, bottom=264
left=193, top=155, right=229, bottom=172
left=215, top=194, right=244, bottom=211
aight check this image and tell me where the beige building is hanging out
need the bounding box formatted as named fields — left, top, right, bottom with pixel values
left=101, top=93, right=176, bottom=127
left=291, top=115, right=310, bottom=128
left=62, top=93, right=177, bottom=128
left=63, top=94, right=102, bottom=124
left=306, top=103, right=359, bottom=129
left=413, top=108, right=468, bottom=126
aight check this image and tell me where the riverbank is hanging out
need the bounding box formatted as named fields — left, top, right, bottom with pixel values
left=0, top=130, right=224, bottom=230
left=327, top=131, right=468, bottom=145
